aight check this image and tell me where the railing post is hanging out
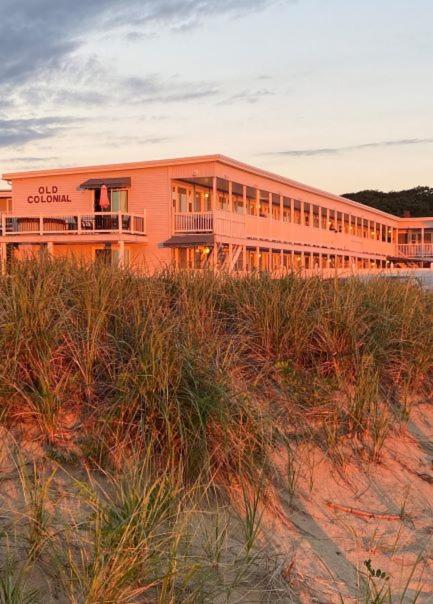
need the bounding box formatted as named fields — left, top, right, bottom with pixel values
left=0, top=242, right=5, bottom=275
left=78, top=214, right=81, bottom=234
left=1, top=214, right=5, bottom=237
left=118, top=211, right=122, bottom=234
left=39, top=216, right=43, bottom=235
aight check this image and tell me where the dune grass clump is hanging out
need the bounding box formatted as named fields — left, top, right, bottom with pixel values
left=0, top=258, right=433, bottom=473
left=0, top=258, right=432, bottom=600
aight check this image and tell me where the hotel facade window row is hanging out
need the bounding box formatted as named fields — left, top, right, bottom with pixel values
left=0, top=155, right=432, bottom=274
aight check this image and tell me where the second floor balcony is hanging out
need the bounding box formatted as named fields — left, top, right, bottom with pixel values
left=0, top=212, right=147, bottom=238
left=173, top=210, right=396, bottom=257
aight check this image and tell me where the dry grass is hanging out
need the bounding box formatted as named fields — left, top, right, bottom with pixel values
left=0, top=258, right=432, bottom=601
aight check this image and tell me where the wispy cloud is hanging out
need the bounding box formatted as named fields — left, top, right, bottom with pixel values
left=0, top=0, right=280, bottom=88
left=265, top=138, right=433, bottom=157
left=218, top=88, right=273, bottom=105
left=0, top=117, right=78, bottom=148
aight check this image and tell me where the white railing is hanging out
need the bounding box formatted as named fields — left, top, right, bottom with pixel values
left=398, top=243, right=433, bottom=258
left=0, top=212, right=147, bottom=236
left=173, top=212, right=213, bottom=233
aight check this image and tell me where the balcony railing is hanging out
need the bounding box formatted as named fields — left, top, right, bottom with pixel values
left=0, top=212, right=147, bottom=237
left=174, top=212, right=213, bottom=233
left=398, top=243, right=433, bottom=258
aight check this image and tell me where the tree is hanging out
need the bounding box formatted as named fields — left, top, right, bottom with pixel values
left=341, top=187, right=433, bottom=217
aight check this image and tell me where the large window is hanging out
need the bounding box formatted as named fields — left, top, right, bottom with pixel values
left=95, top=188, right=129, bottom=212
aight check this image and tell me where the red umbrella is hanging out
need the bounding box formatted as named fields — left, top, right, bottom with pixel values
left=99, top=185, right=110, bottom=210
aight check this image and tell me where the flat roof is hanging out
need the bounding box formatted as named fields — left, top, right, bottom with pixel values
left=2, top=154, right=430, bottom=223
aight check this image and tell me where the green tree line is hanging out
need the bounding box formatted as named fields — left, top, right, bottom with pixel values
left=342, top=186, right=433, bottom=217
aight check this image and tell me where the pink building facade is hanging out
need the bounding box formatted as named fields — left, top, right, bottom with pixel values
left=0, top=155, right=431, bottom=274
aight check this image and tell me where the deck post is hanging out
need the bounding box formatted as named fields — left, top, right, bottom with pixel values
left=212, top=177, right=217, bottom=211
left=47, top=242, right=54, bottom=257
left=0, top=242, right=6, bottom=275
left=118, top=240, right=125, bottom=268
left=242, top=245, right=247, bottom=273
left=242, top=185, right=247, bottom=215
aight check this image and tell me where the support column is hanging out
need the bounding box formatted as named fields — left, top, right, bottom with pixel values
left=118, top=241, right=125, bottom=268
left=228, top=243, right=233, bottom=273
left=212, top=177, right=217, bottom=211
left=422, top=227, right=425, bottom=259
left=0, top=242, right=6, bottom=275
left=242, top=245, right=247, bottom=273
left=256, top=246, right=260, bottom=271
left=47, top=241, right=54, bottom=257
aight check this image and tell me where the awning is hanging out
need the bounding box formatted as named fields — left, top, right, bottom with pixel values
left=78, top=177, right=131, bottom=190
left=162, top=234, right=215, bottom=248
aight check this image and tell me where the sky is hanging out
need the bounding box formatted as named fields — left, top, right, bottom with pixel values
left=0, top=0, right=432, bottom=194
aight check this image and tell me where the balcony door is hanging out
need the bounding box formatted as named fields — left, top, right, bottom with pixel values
left=94, top=188, right=128, bottom=212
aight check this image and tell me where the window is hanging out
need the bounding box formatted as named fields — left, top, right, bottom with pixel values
left=178, top=188, right=188, bottom=212
left=218, top=193, right=229, bottom=211
left=321, top=207, right=327, bottom=229
left=246, top=187, right=256, bottom=215
left=272, top=194, right=281, bottom=220
left=233, top=194, right=244, bottom=214
left=313, top=205, right=320, bottom=228
left=283, top=198, right=291, bottom=222
left=304, top=203, right=311, bottom=227
left=110, top=190, right=128, bottom=212
left=204, top=191, right=212, bottom=211
left=194, top=191, right=203, bottom=212
left=259, top=191, right=270, bottom=217
left=344, top=214, right=350, bottom=234
left=293, top=201, right=301, bottom=224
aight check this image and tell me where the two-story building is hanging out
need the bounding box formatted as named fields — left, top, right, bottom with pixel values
left=0, top=154, right=431, bottom=274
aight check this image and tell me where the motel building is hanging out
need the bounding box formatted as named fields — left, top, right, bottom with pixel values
left=0, top=154, right=432, bottom=275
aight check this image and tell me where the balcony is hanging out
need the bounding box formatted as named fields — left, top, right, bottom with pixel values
left=173, top=211, right=394, bottom=257
left=398, top=243, right=433, bottom=259
left=0, top=212, right=147, bottom=237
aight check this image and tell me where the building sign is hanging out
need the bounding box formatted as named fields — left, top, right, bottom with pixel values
left=27, top=186, right=72, bottom=204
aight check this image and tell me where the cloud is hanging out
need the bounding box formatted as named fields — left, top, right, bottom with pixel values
left=0, top=117, right=78, bottom=148
left=219, top=88, right=273, bottom=105
left=265, top=138, right=433, bottom=157
left=0, top=0, right=280, bottom=87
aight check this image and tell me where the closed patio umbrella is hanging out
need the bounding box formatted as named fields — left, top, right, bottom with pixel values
left=99, top=185, right=110, bottom=210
